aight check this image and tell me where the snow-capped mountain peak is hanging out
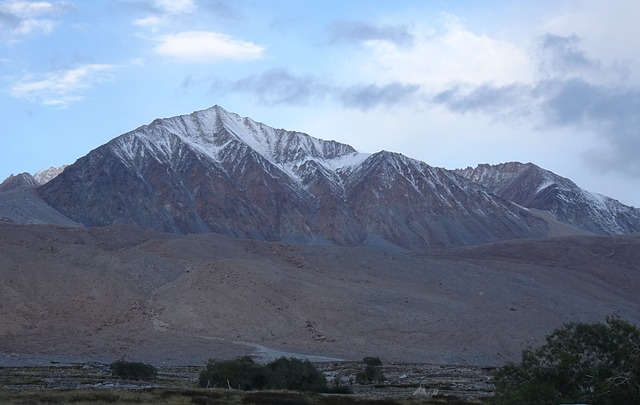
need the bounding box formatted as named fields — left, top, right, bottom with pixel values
left=115, top=106, right=366, bottom=184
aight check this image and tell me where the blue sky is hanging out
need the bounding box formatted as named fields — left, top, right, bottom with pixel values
left=2, top=0, right=640, bottom=206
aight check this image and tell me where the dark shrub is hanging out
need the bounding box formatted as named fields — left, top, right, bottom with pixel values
left=200, top=356, right=330, bottom=393
left=266, top=357, right=327, bottom=392
left=110, top=359, right=157, bottom=380
left=362, top=357, right=382, bottom=367
left=356, top=357, right=385, bottom=384
left=199, top=356, right=269, bottom=390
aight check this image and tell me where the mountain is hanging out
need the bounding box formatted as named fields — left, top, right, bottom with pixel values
left=38, top=105, right=549, bottom=250
left=0, top=173, right=80, bottom=226
left=455, top=162, right=640, bottom=235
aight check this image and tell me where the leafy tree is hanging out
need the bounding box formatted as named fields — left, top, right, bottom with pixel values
left=199, top=356, right=269, bottom=390
left=363, top=356, right=383, bottom=367
left=356, top=356, right=385, bottom=384
left=110, top=359, right=157, bottom=380
left=198, top=356, right=329, bottom=392
left=492, top=315, right=640, bottom=405
left=266, top=357, right=328, bottom=392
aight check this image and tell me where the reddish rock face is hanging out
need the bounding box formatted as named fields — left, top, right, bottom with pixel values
left=34, top=106, right=634, bottom=250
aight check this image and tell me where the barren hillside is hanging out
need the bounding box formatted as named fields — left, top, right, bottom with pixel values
left=1, top=224, right=639, bottom=367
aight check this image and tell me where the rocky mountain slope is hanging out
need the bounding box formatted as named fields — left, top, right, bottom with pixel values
left=1, top=223, right=639, bottom=366
left=38, top=106, right=549, bottom=250
left=0, top=173, right=80, bottom=226
left=455, top=162, right=640, bottom=235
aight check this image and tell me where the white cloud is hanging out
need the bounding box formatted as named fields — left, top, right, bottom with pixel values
left=133, top=15, right=162, bottom=27
left=153, top=0, right=194, bottom=15
left=349, top=17, right=534, bottom=90
left=2, top=1, right=57, bottom=16
left=0, top=0, right=69, bottom=43
left=9, top=64, right=116, bottom=107
left=154, top=31, right=264, bottom=63
left=129, top=0, right=194, bottom=28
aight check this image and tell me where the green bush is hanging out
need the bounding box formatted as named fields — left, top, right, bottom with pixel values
left=492, top=315, right=640, bottom=405
left=110, top=359, right=157, bottom=380
left=356, top=357, right=385, bottom=384
left=266, top=357, right=327, bottom=392
left=199, top=356, right=269, bottom=390
left=199, top=356, right=329, bottom=393
left=362, top=357, right=382, bottom=367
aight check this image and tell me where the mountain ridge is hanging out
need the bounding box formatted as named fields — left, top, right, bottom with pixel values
left=2, top=105, right=638, bottom=248
left=37, top=106, right=553, bottom=250
left=454, top=162, right=640, bottom=235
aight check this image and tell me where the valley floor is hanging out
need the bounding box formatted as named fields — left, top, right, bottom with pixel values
left=0, top=361, right=493, bottom=403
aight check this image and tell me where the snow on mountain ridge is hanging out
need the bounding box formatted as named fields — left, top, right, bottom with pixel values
left=37, top=105, right=594, bottom=248
left=33, top=165, right=68, bottom=185
left=455, top=162, right=640, bottom=235
left=112, top=105, right=370, bottom=186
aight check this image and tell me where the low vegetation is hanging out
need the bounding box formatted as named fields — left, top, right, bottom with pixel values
left=356, top=357, right=386, bottom=384
left=110, top=359, right=158, bottom=380
left=199, top=356, right=329, bottom=392
left=491, top=315, right=640, bottom=405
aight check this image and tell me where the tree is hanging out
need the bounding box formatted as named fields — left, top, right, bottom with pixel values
left=492, top=315, right=640, bottom=405
left=198, top=356, right=329, bottom=392
left=356, top=356, right=385, bottom=384
left=110, top=359, right=157, bottom=380
left=266, top=357, right=328, bottom=392
left=199, top=356, right=269, bottom=390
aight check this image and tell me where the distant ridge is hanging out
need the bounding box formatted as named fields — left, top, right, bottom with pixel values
left=455, top=162, right=640, bottom=235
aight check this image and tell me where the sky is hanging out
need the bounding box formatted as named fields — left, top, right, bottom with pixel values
left=1, top=0, right=640, bottom=207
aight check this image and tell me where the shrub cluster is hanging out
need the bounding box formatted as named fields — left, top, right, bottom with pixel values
left=110, top=359, right=158, bottom=380
left=199, top=356, right=329, bottom=392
